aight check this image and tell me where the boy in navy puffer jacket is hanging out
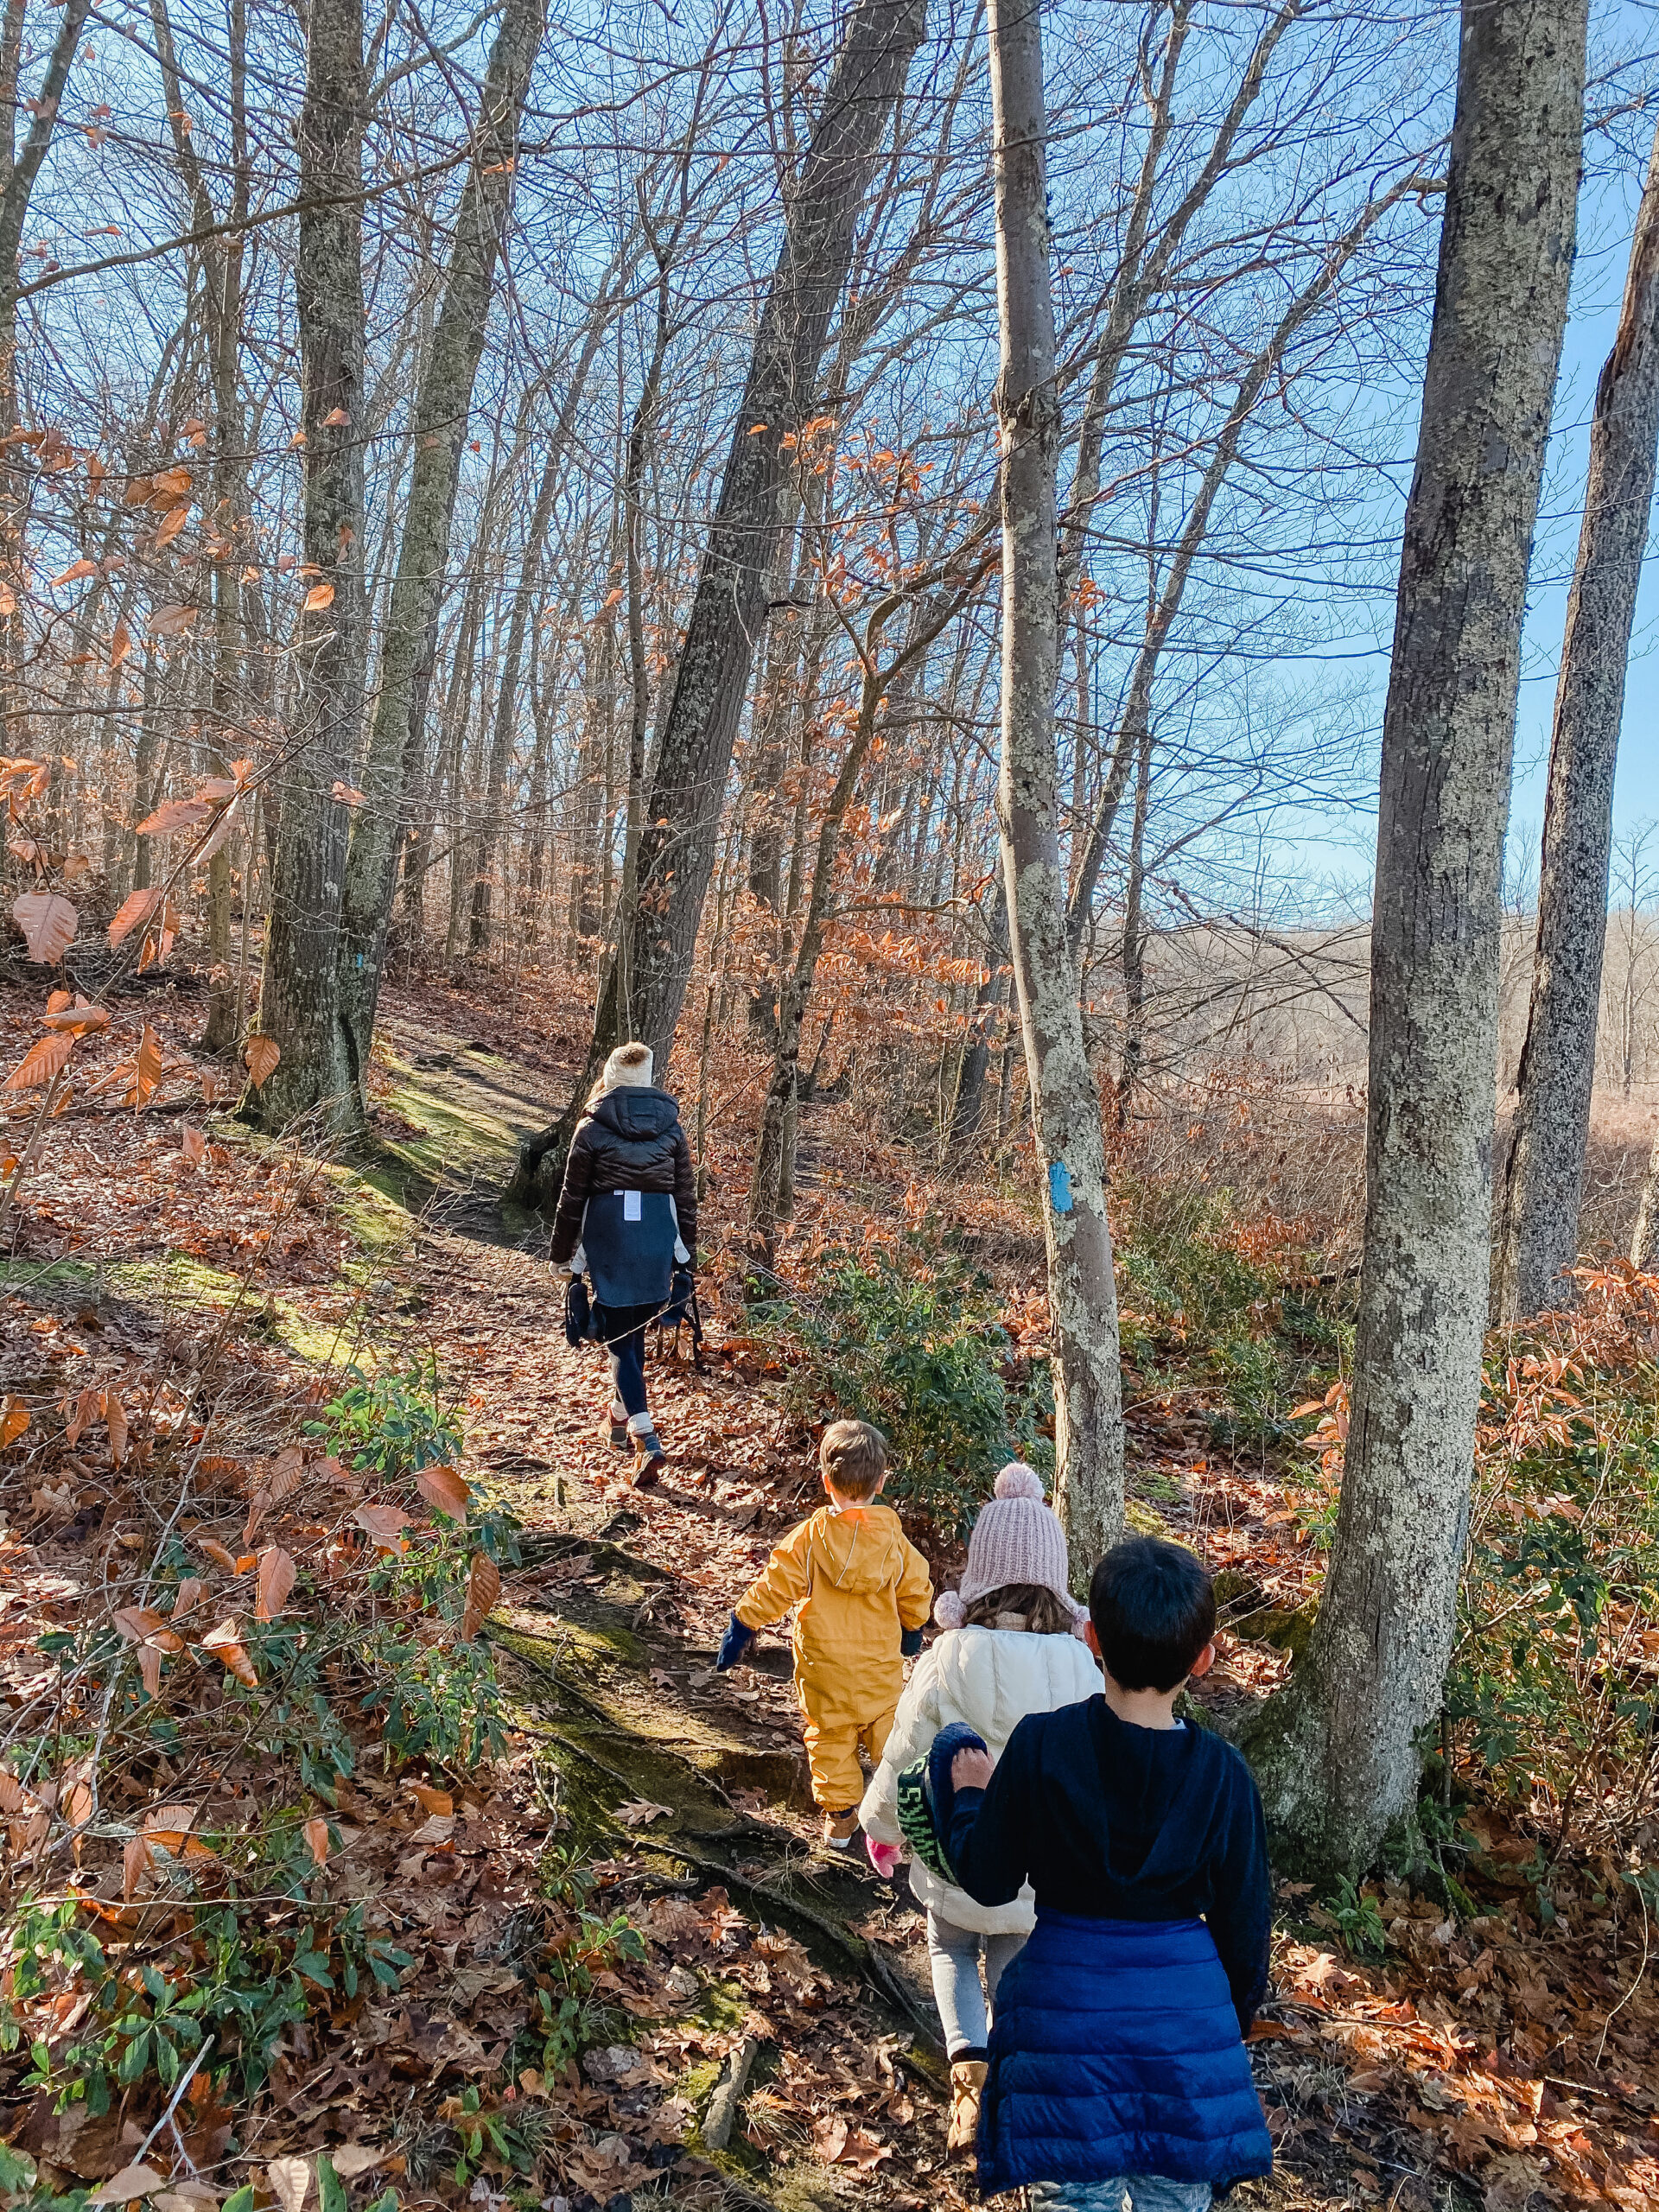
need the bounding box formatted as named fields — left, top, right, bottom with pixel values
left=944, top=1535, right=1272, bottom=2211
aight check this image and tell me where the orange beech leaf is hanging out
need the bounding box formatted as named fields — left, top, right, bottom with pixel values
left=461, top=1554, right=501, bottom=1643
left=45, top=988, right=71, bottom=1012
left=407, top=1782, right=453, bottom=1815
left=416, top=1464, right=469, bottom=1523
left=321, top=407, right=351, bottom=427
left=109, top=620, right=132, bottom=666
left=107, top=887, right=159, bottom=946
left=150, top=466, right=192, bottom=496
left=195, top=774, right=238, bottom=802
left=352, top=1503, right=408, bottom=1550
left=181, top=1124, right=205, bottom=1165
left=153, top=501, right=189, bottom=548
left=103, top=1392, right=128, bottom=1465
left=137, top=1643, right=163, bottom=1696
left=234, top=1553, right=256, bottom=1573
left=172, top=1576, right=205, bottom=1618
left=0, top=1396, right=29, bottom=1448
left=52, top=556, right=98, bottom=586
left=2, top=1030, right=73, bottom=1090
left=11, top=890, right=78, bottom=963
left=111, top=1606, right=182, bottom=1651
left=65, top=1386, right=98, bottom=1444
left=136, top=796, right=211, bottom=836
left=41, top=1001, right=108, bottom=1036
left=302, top=1815, right=330, bottom=1866
left=245, top=1034, right=280, bottom=1089
left=147, top=602, right=197, bottom=637
left=197, top=1537, right=238, bottom=1572
left=131, top=1024, right=162, bottom=1108
left=303, top=582, right=336, bottom=611
left=256, top=1546, right=296, bottom=1621
left=122, top=1834, right=152, bottom=1898
left=123, top=474, right=154, bottom=505
left=201, top=1618, right=257, bottom=1688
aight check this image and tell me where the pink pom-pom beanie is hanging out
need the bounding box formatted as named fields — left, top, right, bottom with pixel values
left=933, top=1463, right=1087, bottom=1632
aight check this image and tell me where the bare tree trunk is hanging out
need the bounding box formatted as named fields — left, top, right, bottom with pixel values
left=1632, top=1120, right=1659, bottom=1270
left=949, top=879, right=1010, bottom=1145
left=1496, top=116, right=1659, bottom=1321
left=1116, top=725, right=1153, bottom=1127
left=988, top=0, right=1124, bottom=1571
left=1240, top=0, right=1586, bottom=1879
left=586, top=0, right=927, bottom=1078
left=254, top=0, right=367, bottom=1131
left=334, top=0, right=545, bottom=1096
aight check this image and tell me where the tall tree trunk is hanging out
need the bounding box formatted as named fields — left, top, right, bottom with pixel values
left=1632, top=1120, right=1659, bottom=1271
left=255, top=0, right=367, bottom=1130
left=585, top=0, right=927, bottom=1079
left=1496, top=116, right=1659, bottom=1321
left=334, top=0, right=545, bottom=1096
left=988, top=0, right=1124, bottom=1571
left=949, top=879, right=1010, bottom=1146
left=1116, top=725, right=1153, bottom=1127
left=0, top=0, right=92, bottom=741
left=1240, top=0, right=1586, bottom=1879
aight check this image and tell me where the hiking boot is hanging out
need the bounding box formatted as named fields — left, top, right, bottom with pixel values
left=822, top=1808, right=859, bottom=1851
left=947, top=2058, right=988, bottom=2154
left=631, top=1428, right=668, bottom=1484
left=606, top=1414, right=630, bottom=1452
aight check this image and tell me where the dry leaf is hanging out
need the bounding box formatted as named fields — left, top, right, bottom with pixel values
left=11, top=890, right=78, bottom=963
left=88, top=2162, right=170, bottom=2203
left=172, top=1576, right=205, bottom=1618
left=302, top=582, right=335, bottom=611
left=321, top=407, right=351, bottom=427
left=3, top=1031, right=73, bottom=1090
left=123, top=1833, right=152, bottom=1899
left=137, top=796, right=212, bottom=836
left=326, top=2148, right=382, bottom=2179
left=147, top=602, right=197, bottom=637
left=353, top=1503, right=408, bottom=1548
left=153, top=501, right=190, bottom=549
left=107, top=887, right=159, bottom=947
left=41, top=1001, right=110, bottom=1036
left=461, top=1552, right=500, bottom=1643
left=132, top=1024, right=162, bottom=1108
left=110, top=620, right=132, bottom=667
left=151, top=466, right=192, bottom=496
left=0, top=1395, right=29, bottom=1448
left=53, top=556, right=99, bottom=585
left=416, top=1463, right=469, bottom=1522
left=181, top=1124, right=206, bottom=1165
left=201, top=1618, right=257, bottom=1688
left=245, top=1034, right=279, bottom=1089
left=104, top=1391, right=128, bottom=1465
left=613, top=1799, right=675, bottom=1828
left=407, top=1783, right=453, bottom=1816
left=302, top=1815, right=330, bottom=1866
left=256, top=1546, right=296, bottom=1621
left=65, top=1385, right=97, bottom=1443
left=265, top=2158, right=312, bottom=2212
left=197, top=1537, right=238, bottom=1572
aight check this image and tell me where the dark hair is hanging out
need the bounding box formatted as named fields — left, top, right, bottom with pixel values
left=821, top=1418, right=888, bottom=1500
left=1088, top=1536, right=1216, bottom=1692
left=961, top=1582, right=1077, bottom=1636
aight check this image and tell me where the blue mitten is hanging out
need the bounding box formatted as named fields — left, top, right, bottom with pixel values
left=900, top=1625, right=924, bottom=1658
left=715, top=1613, right=756, bottom=1671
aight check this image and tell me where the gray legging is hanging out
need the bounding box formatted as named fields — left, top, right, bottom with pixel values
left=926, top=1910, right=1027, bottom=2060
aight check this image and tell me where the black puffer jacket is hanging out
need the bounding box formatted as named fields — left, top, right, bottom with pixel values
left=550, top=1086, right=697, bottom=1266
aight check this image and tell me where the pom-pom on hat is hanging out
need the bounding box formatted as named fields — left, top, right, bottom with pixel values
left=934, top=1462, right=1087, bottom=1633
left=601, top=1041, right=655, bottom=1091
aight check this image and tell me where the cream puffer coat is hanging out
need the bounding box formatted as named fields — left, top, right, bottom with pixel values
left=858, top=1624, right=1103, bottom=1934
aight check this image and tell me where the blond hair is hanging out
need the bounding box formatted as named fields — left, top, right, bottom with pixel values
left=820, top=1418, right=888, bottom=1501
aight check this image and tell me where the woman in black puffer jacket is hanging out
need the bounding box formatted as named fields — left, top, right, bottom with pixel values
left=550, top=1042, right=696, bottom=1478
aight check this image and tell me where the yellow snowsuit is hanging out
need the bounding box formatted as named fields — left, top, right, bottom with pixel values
left=735, top=1503, right=933, bottom=1811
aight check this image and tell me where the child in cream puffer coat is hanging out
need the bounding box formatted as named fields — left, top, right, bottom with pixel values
left=859, top=1464, right=1102, bottom=2154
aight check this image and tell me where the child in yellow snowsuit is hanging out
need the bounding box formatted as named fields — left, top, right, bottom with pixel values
left=716, top=1420, right=932, bottom=1848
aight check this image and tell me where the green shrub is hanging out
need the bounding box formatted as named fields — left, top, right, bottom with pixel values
left=755, top=1247, right=1051, bottom=1534
left=307, top=1355, right=462, bottom=1478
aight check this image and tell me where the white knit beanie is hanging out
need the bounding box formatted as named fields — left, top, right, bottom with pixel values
left=934, top=1463, right=1088, bottom=1635
left=601, top=1042, right=654, bottom=1091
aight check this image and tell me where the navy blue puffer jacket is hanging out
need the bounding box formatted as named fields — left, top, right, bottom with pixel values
left=979, top=1911, right=1273, bottom=2193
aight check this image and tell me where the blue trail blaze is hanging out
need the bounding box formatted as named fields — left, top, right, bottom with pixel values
left=1048, top=1160, right=1073, bottom=1214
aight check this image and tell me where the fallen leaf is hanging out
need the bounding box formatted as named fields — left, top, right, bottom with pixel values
left=302, top=1815, right=330, bottom=1866
left=181, top=1124, right=206, bottom=1165
left=266, top=2158, right=311, bottom=2212
left=123, top=1834, right=152, bottom=1898
left=614, top=1800, right=676, bottom=1828
left=197, top=1537, right=238, bottom=1573
left=1, top=1395, right=29, bottom=1448
left=325, top=2148, right=381, bottom=2179
left=407, top=1783, right=453, bottom=1816
left=88, top=2162, right=170, bottom=2203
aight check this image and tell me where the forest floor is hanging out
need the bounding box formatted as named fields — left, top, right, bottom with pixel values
left=3, top=967, right=1657, bottom=2212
